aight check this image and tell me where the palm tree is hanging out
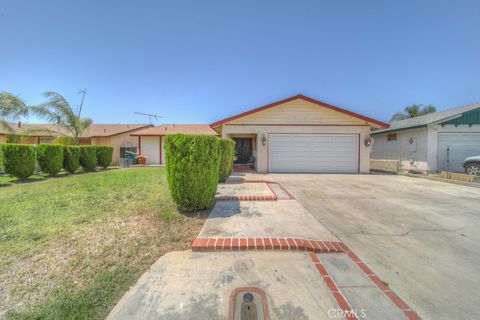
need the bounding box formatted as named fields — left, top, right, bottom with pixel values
left=30, top=92, right=92, bottom=144
left=0, top=92, right=29, bottom=132
left=390, top=104, right=436, bottom=122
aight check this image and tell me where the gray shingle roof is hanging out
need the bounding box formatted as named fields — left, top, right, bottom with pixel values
left=372, top=103, right=480, bottom=134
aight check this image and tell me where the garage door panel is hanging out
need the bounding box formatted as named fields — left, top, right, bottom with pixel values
left=268, top=134, right=359, bottom=173
left=438, top=133, right=480, bottom=172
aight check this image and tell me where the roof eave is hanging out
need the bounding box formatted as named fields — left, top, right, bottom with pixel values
left=210, top=94, right=389, bottom=129
left=371, top=124, right=427, bottom=135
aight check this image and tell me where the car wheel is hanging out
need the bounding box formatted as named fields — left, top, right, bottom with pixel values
left=465, top=163, right=480, bottom=176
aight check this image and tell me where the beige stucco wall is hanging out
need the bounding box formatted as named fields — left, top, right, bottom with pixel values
left=92, top=133, right=140, bottom=165
left=216, top=98, right=378, bottom=173
left=221, top=125, right=372, bottom=173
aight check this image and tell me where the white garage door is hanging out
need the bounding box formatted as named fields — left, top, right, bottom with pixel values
left=438, top=133, right=480, bottom=172
left=268, top=134, right=359, bottom=173
left=140, top=136, right=160, bottom=165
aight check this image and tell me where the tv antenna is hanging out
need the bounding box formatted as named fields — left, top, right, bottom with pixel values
left=134, top=112, right=162, bottom=124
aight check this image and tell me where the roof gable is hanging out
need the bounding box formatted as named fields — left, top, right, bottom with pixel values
left=210, top=95, right=389, bottom=128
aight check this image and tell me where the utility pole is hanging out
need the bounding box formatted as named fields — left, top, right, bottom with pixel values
left=78, top=89, right=87, bottom=117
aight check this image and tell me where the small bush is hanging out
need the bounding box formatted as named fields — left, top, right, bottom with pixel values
left=219, top=138, right=235, bottom=182
left=164, top=134, right=220, bottom=211
left=64, top=146, right=81, bottom=173
left=96, top=146, right=113, bottom=169
left=79, top=146, right=97, bottom=171
left=2, top=144, right=36, bottom=179
left=36, top=144, right=64, bottom=176
left=53, top=136, right=75, bottom=145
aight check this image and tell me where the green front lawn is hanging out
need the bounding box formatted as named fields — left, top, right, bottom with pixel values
left=0, top=167, right=206, bottom=319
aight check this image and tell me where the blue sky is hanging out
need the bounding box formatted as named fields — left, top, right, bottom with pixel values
left=1, top=0, right=479, bottom=125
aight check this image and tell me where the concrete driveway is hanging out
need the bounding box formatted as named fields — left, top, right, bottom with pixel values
left=273, top=174, right=480, bottom=320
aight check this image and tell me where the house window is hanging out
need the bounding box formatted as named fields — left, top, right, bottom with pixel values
left=387, top=133, right=397, bottom=141
left=39, top=137, right=55, bottom=144
left=120, top=147, right=138, bottom=158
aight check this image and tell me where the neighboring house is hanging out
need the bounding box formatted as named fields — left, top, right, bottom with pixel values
left=0, top=122, right=152, bottom=165
left=130, top=124, right=218, bottom=165
left=210, top=94, right=388, bottom=173
left=371, top=103, right=480, bottom=173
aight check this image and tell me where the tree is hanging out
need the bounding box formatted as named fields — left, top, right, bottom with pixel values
left=30, top=92, right=92, bottom=144
left=390, top=104, right=436, bottom=122
left=0, top=92, right=29, bottom=132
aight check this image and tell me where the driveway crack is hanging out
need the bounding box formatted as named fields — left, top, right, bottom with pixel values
left=340, top=227, right=464, bottom=237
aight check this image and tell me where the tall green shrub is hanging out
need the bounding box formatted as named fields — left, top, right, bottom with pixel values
left=79, top=146, right=97, bottom=171
left=36, top=144, right=64, bottom=176
left=2, top=144, right=36, bottom=179
left=164, top=134, right=220, bottom=211
left=64, top=146, right=81, bottom=173
left=0, top=144, right=4, bottom=172
left=96, top=146, right=113, bottom=169
left=219, top=138, right=235, bottom=182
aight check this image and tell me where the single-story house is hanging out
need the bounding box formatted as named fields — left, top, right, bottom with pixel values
left=130, top=124, right=218, bottom=165
left=371, top=103, right=480, bottom=173
left=210, top=94, right=388, bottom=173
left=0, top=122, right=152, bottom=165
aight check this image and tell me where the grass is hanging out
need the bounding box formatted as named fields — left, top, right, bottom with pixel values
left=0, top=167, right=206, bottom=319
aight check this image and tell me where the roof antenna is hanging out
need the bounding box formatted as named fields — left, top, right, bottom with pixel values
left=134, top=112, right=162, bottom=125
left=78, top=89, right=87, bottom=118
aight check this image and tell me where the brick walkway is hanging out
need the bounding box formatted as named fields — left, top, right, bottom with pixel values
left=193, top=176, right=422, bottom=320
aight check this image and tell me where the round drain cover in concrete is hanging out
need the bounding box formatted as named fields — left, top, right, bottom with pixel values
left=229, top=287, right=269, bottom=320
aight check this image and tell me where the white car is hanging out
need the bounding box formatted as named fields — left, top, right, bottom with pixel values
left=462, top=156, right=480, bottom=176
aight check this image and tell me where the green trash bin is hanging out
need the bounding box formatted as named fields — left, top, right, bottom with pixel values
left=124, top=151, right=138, bottom=166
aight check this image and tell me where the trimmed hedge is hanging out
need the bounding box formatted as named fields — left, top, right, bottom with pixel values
left=1, top=144, right=36, bottom=179
left=64, top=146, right=81, bottom=173
left=36, top=144, right=64, bottom=176
left=79, top=146, right=97, bottom=171
left=219, top=138, right=235, bottom=182
left=96, top=146, right=113, bottom=169
left=164, top=134, right=220, bottom=211
left=0, top=144, right=4, bottom=172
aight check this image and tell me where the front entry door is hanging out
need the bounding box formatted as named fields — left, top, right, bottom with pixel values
left=234, top=138, right=252, bottom=164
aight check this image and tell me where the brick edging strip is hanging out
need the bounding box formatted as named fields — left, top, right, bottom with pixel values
left=192, top=237, right=344, bottom=253
left=216, top=195, right=278, bottom=201
left=339, top=243, right=422, bottom=320
left=222, top=179, right=295, bottom=200
left=309, top=252, right=358, bottom=320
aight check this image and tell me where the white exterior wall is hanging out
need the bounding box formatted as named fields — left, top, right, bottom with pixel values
left=372, top=124, right=480, bottom=172
left=371, top=127, right=429, bottom=171
left=222, top=124, right=372, bottom=173
left=427, top=124, right=480, bottom=171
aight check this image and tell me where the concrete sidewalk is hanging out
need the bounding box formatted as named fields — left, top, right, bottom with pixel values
left=108, top=251, right=341, bottom=320
left=108, top=174, right=420, bottom=320
left=199, top=200, right=339, bottom=240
